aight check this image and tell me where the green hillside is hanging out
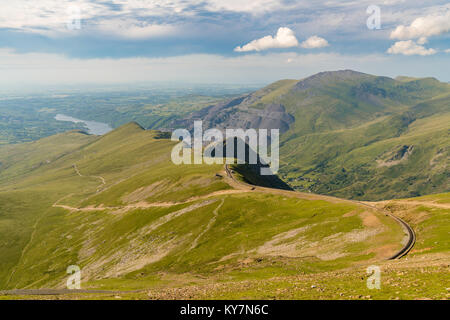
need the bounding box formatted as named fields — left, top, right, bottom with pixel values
left=180, top=70, right=450, bottom=200
left=277, top=74, right=450, bottom=200
left=0, top=123, right=408, bottom=294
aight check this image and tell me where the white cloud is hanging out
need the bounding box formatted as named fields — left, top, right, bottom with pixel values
left=387, top=40, right=436, bottom=56
left=234, top=27, right=299, bottom=52
left=0, top=0, right=182, bottom=38
left=445, top=49, right=450, bottom=53
left=0, top=0, right=289, bottom=41
left=0, top=1, right=104, bottom=36
left=390, top=11, right=450, bottom=40
left=300, top=36, right=329, bottom=49
left=0, top=0, right=284, bottom=38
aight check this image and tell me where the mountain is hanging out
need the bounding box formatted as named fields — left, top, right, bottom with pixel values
left=174, top=70, right=450, bottom=201
left=0, top=123, right=407, bottom=292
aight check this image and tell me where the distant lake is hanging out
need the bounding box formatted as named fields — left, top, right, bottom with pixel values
left=55, top=114, right=112, bottom=135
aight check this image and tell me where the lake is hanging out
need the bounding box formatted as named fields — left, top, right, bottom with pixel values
left=55, top=114, right=113, bottom=135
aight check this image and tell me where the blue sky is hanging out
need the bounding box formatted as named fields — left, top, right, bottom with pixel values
left=0, top=0, right=449, bottom=88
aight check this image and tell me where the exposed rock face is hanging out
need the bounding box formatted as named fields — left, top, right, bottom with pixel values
left=234, top=103, right=295, bottom=133
left=173, top=100, right=295, bottom=134
left=377, top=145, right=414, bottom=167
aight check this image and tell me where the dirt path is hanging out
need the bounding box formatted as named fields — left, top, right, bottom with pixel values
left=0, top=289, right=143, bottom=296
left=52, top=189, right=245, bottom=213
left=52, top=164, right=232, bottom=213
left=5, top=210, right=47, bottom=288
left=190, top=198, right=224, bottom=250
left=223, top=165, right=371, bottom=205
left=376, top=200, right=450, bottom=209
left=73, top=163, right=106, bottom=192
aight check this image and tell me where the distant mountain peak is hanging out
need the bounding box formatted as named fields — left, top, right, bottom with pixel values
left=294, top=70, right=373, bottom=91
left=311, top=69, right=369, bottom=77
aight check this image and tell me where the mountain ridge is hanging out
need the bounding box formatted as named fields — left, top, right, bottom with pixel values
left=172, top=70, right=450, bottom=200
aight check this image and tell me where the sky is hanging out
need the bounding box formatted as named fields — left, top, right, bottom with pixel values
left=0, top=0, right=449, bottom=88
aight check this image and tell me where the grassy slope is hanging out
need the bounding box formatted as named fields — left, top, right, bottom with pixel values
left=29, top=193, right=450, bottom=300
left=0, top=124, right=406, bottom=295
left=2, top=187, right=448, bottom=300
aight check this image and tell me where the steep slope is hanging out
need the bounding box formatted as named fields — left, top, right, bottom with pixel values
left=174, top=70, right=450, bottom=200
left=0, top=123, right=405, bottom=292
left=139, top=193, right=449, bottom=300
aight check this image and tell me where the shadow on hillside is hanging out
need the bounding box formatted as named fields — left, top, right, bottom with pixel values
left=206, top=137, right=293, bottom=191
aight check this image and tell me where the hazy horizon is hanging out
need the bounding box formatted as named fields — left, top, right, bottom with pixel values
left=1, top=67, right=449, bottom=94
left=1, top=1, right=449, bottom=89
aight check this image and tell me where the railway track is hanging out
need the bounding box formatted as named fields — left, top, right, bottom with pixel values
left=224, top=164, right=415, bottom=260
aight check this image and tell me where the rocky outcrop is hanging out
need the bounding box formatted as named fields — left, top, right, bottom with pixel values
left=173, top=100, right=295, bottom=134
